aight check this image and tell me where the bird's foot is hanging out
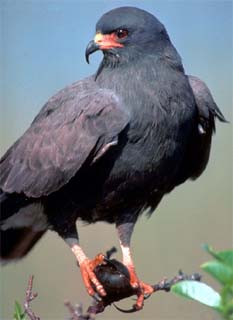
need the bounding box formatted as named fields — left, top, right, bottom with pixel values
left=128, top=265, right=154, bottom=293
left=113, top=278, right=154, bottom=313
left=79, top=253, right=107, bottom=300
left=133, top=280, right=154, bottom=310
left=116, top=265, right=154, bottom=312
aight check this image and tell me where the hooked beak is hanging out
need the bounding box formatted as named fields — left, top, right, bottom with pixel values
left=85, top=40, right=100, bottom=64
left=85, top=32, right=124, bottom=64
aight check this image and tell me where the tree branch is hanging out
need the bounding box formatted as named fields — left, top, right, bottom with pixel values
left=21, top=248, right=201, bottom=318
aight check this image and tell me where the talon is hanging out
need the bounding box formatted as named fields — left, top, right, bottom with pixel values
left=120, top=264, right=155, bottom=311
left=144, top=293, right=151, bottom=300
left=113, top=276, right=154, bottom=313
left=79, top=254, right=107, bottom=297
left=126, top=265, right=154, bottom=295
left=135, top=291, right=144, bottom=310
left=131, top=281, right=139, bottom=289
left=92, top=292, right=102, bottom=302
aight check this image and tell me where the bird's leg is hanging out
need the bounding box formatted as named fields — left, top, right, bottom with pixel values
left=65, top=234, right=106, bottom=299
left=116, top=222, right=154, bottom=310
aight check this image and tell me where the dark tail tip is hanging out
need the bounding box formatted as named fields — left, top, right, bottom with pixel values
left=0, top=227, right=45, bottom=262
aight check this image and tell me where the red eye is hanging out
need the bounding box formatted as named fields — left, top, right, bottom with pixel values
left=116, top=29, right=128, bottom=39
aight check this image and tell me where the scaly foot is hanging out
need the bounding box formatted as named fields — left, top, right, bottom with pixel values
left=126, top=265, right=154, bottom=310
left=79, top=253, right=107, bottom=299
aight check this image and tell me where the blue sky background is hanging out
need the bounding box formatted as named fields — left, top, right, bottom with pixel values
left=0, top=1, right=232, bottom=320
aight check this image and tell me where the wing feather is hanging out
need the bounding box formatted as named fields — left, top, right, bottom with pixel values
left=0, top=78, right=129, bottom=197
left=188, top=75, right=227, bottom=179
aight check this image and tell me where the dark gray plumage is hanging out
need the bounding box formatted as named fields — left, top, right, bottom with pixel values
left=0, top=6, right=226, bottom=306
left=0, top=83, right=129, bottom=197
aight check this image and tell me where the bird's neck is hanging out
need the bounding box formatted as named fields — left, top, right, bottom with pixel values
left=95, top=49, right=141, bottom=80
left=95, top=55, right=160, bottom=116
left=95, top=43, right=183, bottom=82
left=95, top=50, right=184, bottom=116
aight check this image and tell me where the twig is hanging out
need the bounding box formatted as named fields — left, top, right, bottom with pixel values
left=112, top=270, right=202, bottom=313
left=21, top=249, right=202, bottom=318
left=24, top=275, right=40, bottom=320
left=64, top=301, right=95, bottom=320
left=83, top=248, right=202, bottom=314
left=152, top=270, right=201, bottom=292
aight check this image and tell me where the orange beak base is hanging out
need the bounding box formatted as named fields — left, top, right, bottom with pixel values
left=94, top=33, right=124, bottom=50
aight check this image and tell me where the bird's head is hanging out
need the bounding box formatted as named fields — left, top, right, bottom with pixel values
left=85, top=7, right=171, bottom=65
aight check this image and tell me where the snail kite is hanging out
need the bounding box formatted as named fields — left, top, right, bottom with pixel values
left=0, top=6, right=226, bottom=310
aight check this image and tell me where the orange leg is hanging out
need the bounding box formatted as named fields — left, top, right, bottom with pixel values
left=122, top=253, right=154, bottom=310
left=116, top=222, right=154, bottom=310
left=127, top=264, right=154, bottom=309
left=79, top=253, right=106, bottom=298
left=66, top=238, right=106, bottom=298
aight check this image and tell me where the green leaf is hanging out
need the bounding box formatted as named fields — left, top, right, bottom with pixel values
left=171, top=280, right=222, bottom=309
left=202, top=261, right=233, bottom=286
left=13, top=301, right=25, bottom=320
left=217, top=250, right=233, bottom=268
left=203, top=244, right=233, bottom=268
left=203, top=244, right=221, bottom=260
left=14, top=301, right=22, bottom=320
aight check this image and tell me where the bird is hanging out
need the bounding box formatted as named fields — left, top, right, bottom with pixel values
left=0, top=6, right=226, bottom=310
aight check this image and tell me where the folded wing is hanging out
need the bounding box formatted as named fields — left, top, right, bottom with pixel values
left=0, top=79, right=129, bottom=197
left=188, top=75, right=227, bottom=179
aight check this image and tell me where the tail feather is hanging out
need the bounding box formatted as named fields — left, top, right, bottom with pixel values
left=0, top=190, right=47, bottom=262
left=0, top=227, right=45, bottom=261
